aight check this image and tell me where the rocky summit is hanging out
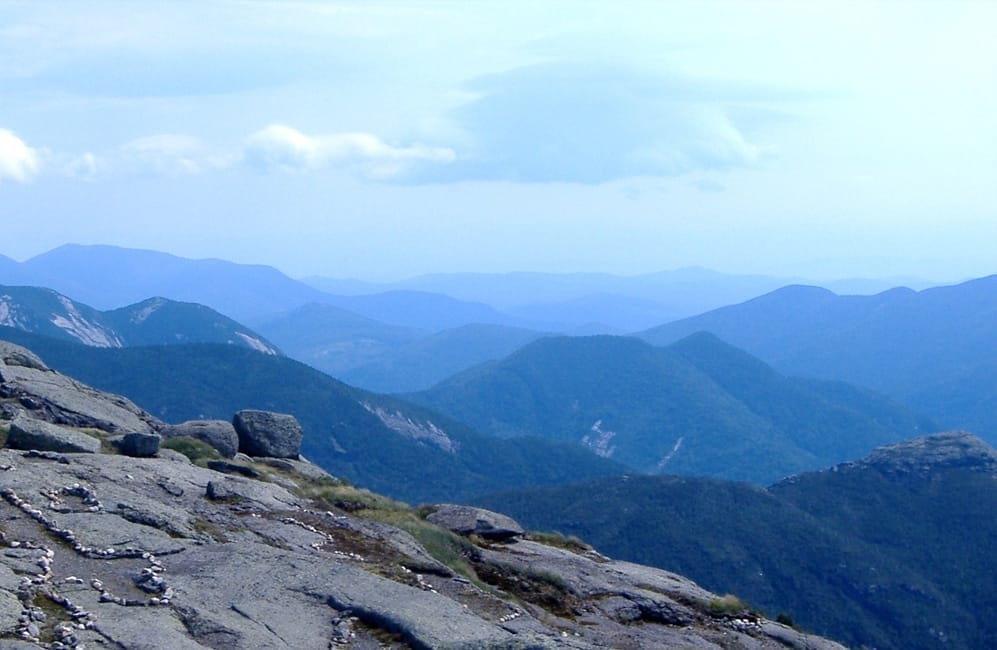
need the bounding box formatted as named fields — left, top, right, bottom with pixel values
left=0, top=340, right=846, bottom=649
left=860, top=430, right=997, bottom=475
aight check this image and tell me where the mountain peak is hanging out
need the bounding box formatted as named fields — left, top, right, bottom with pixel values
left=861, top=431, right=997, bottom=475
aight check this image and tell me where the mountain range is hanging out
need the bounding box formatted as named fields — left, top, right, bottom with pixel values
left=1, top=245, right=947, bottom=395
left=639, top=275, right=997, bottom=441
left=3, top=331, right=989, bottom=649
left=474, top=431, right=997, bottom=650
left=408, top=332, right=936, bottom=484
left=304, top=267, right=933, bottom=328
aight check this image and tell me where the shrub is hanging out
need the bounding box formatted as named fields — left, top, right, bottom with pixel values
left=708, top=593, right=748, bottom=615
left=526, top=531, right=594, bottom=555
left=161, top=435, right=222, bottom=464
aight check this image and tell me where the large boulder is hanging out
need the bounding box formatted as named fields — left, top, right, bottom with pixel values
left=116, top=432, right=162, bottom=458
left=426, top=504, right=525, bottom=540
left=161, top=420, right=239, bottom=458
left=232, top=410, right=302, bottom=459
left=5, top=413, right=100, bottom=454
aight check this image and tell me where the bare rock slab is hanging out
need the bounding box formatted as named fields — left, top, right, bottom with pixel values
left=6, top=413, right=100, bottom=453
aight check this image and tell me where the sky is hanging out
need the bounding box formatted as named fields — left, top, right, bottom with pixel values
left=0, top=0, right=994, bottom=282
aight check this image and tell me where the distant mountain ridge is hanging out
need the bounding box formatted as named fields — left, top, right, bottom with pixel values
left=8, top=244, right=332, bottom=324
left=3, top=244, right=980, bottom=399
left=0, top=285, right=278, bottom=353
left=318, top=290, right=518, bottom=331
left=407, top=332, right=935, bottom=484
left=306, top=267, right=934, bottom=332
left=338, top=323, right=549, bottom=393
left=638, top=275, right=997, bottom=440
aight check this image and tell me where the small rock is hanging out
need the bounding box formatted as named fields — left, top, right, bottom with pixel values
left=206, top=481, right=236, bottom=501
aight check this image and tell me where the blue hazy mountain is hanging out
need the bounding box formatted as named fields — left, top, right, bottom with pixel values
left=315, top=290, right=519, bottom=331
left=638, top=275, right=997, bottom=440
left=13, top=244, right=330, bottom=323
left=339, top=323, right=548, bottom=393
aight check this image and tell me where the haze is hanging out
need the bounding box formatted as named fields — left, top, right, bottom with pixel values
left=1, top=1, right=994, bottom=282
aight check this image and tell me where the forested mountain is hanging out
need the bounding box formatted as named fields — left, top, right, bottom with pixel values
left=0, top=328, right=626, bottom=503
left=475, top=431, right=997, bottom=650
left=408, top=333, right=936, bottom=484
left=0, top=285, right=277, bottom=353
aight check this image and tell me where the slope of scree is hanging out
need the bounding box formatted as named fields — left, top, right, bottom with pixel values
left=0, top=340, right=844, bottom=649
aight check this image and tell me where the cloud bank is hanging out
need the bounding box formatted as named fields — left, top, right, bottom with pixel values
left=244, top=124, right=455, bottom=180
left=411, top=62, right=770, bottom=184
left=0, top=129, right=40, bottom=182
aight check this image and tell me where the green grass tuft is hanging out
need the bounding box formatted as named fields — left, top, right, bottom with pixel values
left=161, top=435, right=222, bottom=464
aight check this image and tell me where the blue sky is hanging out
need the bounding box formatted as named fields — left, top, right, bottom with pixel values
left=1, top=1, right=994, bottom=281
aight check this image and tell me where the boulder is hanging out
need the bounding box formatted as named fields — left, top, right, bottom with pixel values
left=232, top=410, right=302, bottom=459
left=426, top=504, right=525, bottom=540
left=117, top=432, right=161, bottom=458
left=5, top=414, right=100, bottom=454
left=161, top=420, right=239, bottom=458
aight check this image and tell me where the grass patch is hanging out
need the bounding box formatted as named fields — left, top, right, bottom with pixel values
left=162, top=436, right=222, bottom=464
left=526, top=531, right=594, bottom=555
left=708, top=593, right=749, bottom=616
left=191, top=518, right=229, bottom=542
left=367, top=509, right=480, bottom=580
left=297, top=480, right=401, bottom=512
left=472, top=558, right=575, bottom=617
left=293, top=480, right=485, bottom=584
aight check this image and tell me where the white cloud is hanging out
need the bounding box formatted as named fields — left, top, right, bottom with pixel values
left=244, top=124, right=455, bottom=179
left=64, top=152, right=99, bottom=180
left=117, top=134, right=225, bottom=176
left=407, top=62, right=779, bottom=184
left=0, top=129, right=41, bottom=182
left=244, top=125, right=320, bottom=170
